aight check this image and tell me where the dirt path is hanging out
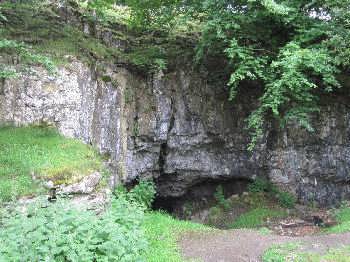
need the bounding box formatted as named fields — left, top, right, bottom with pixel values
left=180, top=229, right=350, bottom=262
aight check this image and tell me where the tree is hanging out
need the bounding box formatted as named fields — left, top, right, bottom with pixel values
left=112, top=0, right=349, bottom=150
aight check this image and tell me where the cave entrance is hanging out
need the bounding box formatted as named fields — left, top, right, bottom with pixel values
left=152, top=177, right=251, bottom=220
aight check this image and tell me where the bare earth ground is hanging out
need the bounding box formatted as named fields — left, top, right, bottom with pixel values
left=180, top=229, right=350, bottom=262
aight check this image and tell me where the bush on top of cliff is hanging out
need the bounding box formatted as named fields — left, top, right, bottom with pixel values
left=0, top=0, right=195, bottom=73
left=109, top=0, right=349, bottom=150
left=0, top=126, right=104, bottom=202
left=0, top=197, right=147, bottom=262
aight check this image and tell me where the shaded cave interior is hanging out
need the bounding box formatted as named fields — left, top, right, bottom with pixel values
left=152, top=177, right=252, bottom=218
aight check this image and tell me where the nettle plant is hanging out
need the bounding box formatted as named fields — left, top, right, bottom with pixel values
left=0, top=197, right=147, bottom=262
left=114, top=179, right=156, bottom=210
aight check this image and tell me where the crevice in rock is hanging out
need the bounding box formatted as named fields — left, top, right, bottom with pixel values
left=0, top=78, right=5, bottom=96
left=158, top=96, right=176, bottom=175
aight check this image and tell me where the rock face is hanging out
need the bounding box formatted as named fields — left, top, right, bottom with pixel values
left=1, top=59, right=350, bottom=206
left=59, top=172, right=102, bottom=195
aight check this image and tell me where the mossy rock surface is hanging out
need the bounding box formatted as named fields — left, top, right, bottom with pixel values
left=0, top=126, right=105, bottom=202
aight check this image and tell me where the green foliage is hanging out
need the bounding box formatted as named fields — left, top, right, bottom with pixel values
left=129, top=180, right=156, bottom=209
left=126, top=46, right=168, bottom=72
left=262, top=243, right=301, bottom=262
left=143, top=211, right=208, bottom=262
left=119, top=0, right=349, bottom=150
left=0, top=126, right=104, bottom=202
left=0, top=197, right=147, bottom=262
left=248, top=178, right=271, bottom=193
left=115, top=180, right=156, bottom=209
left=0, top=2, right=123, bottom=67
left=214, top=185, right=230, bottom=211
left=327, top=202, right=350, bottom=233
left=0, top=39, right=55, bottom=79
left=229, top=207, right=286, bottom=229
left=248, top=178, right=296, bottom=208
left=246, top=43, right=340, bottom=150
left=263, top=242, right=350, bottom=262
left=276, top=191, right=296, bottom=209
left=258, top=227, right=273, bottom=235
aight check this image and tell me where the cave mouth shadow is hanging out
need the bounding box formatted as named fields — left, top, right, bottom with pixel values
left=152, top=177, right=252, bottom=219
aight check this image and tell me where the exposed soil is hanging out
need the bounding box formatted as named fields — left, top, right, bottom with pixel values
left=180, top=229, right=350, bottom=262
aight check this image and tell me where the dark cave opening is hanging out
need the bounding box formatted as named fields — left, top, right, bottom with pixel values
left=152, top=177, right=252, bottom=219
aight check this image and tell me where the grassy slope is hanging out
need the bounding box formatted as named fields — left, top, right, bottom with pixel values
left=143, top=211, right=208, bottom=262
left=326, top=205, right=350, bottom=234
left=0, top=126, right=103, bottom=202
left=207, top=191, right=289, bottom=229
left=0, top=0, right=198, bottom=74
left=229, top=207, right=287, bottom=229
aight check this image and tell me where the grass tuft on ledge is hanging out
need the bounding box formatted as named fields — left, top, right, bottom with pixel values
left=0, top=125, right=104, bottom=202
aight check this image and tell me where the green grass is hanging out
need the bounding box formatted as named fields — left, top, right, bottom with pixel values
left=0, top=2, right=125, bottom=66
left=0, top=126, right=103, bottom=202
left=326, top=204, right=350, bottom=233
left=143, top=211, right=209, bottom=262
left=263, top=243, right=350, bottom=262
left=229, top=207, right=287, bottom=229
left=263, top=243, right=301, bottom=262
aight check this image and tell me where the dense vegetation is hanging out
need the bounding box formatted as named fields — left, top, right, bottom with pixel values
left=94, top=0, right=349, bottom=149
left=3, top=0, right=348, bottom=149
left=0, top=179, right=206, bottom=262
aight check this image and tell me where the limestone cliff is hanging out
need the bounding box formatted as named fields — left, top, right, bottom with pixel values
left=1, top=2, right=350, bottom=207
left=1, top=58, right=350, bottom=206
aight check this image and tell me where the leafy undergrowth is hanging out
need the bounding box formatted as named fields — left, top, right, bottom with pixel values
left=205, top=179, right=294, bottom=229
left=0, top=179, right=205, bottom=262
left=143, top=211, right=208, bottom=262
left=0, top=126, right=104, bottom=202
left=0, top=197, right=147, bottom=261
left=263, top=243, right=350, bottom=262
left=207, top=190, right=289, bottom=229
left=326, top=203, right=350, bottom=234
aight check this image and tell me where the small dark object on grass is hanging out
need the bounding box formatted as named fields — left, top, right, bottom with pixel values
left=48, top=187, right=57, bottom=202
left=313, top=216, right=324, bottom=227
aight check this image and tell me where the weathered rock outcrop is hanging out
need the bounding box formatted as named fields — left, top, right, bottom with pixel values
left=1, top=58, right=350, bottom=206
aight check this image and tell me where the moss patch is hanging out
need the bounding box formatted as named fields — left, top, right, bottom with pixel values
left=0, top=126, right=104, bottom=202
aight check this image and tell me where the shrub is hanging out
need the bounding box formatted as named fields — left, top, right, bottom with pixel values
left=248, top=178, right=296, bottom=208
left=276, top=191, right=296, bottom=209
left=214, top=185, right=230, bottom=211
left=0, top=197, right=147, bottom=262
left=129, top=180, right=156, bottom=209
left=114, top=179, right=156, bottom=209
left=248, top=178, right=271, bottom=193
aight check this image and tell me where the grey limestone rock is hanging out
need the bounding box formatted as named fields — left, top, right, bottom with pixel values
left=1, top=59, right=350, bottom=206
